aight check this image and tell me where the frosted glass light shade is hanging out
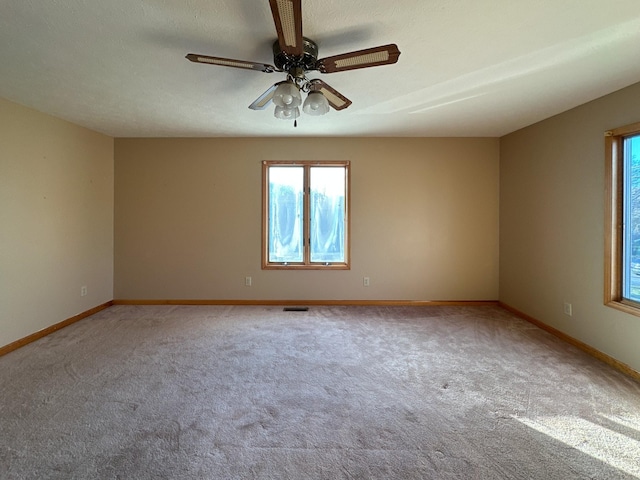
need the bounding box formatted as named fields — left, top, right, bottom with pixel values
left=274, top=105, right=300, bottom=120
left=302, top=91, right=330, bottom=116
left=273, top=82, right=302, bottom=108
left=302, top=92, right=329, bottom=116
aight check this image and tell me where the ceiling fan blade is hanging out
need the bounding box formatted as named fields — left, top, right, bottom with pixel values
left=316, top=44, right=401, bottom=73
left=269, top=0, right=303, bottom=56
left=248, top=82, right=285, bottom=110
left=311, top=80, right=352, bottom=111
left=186, top=54, right=275, bottom=73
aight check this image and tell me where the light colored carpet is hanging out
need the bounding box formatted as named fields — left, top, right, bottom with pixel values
left=1, top=305, right=639, bottom=479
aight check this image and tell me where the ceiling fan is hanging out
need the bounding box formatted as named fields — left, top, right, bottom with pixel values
left=186, top=0, right=400, bottom=123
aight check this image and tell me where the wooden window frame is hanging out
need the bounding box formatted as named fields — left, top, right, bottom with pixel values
left=262, top=160, right=351, bottom=270
left=604, top=121, right=640, bottom=315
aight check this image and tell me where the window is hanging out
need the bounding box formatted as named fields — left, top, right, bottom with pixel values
left=262, top=161, right=350, bottom=269
left=605, top=121, right=640, bottom=315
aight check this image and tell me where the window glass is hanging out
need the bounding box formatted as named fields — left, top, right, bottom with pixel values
left=263, top=161, right=350, bottom=269
left=310, top=167, right=346, bottom=263
left=622, top=135, right=640, bottom=302
left=267, top=166, right=304, bottom=263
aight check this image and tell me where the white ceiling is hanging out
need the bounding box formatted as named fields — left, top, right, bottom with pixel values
left=2, top=0, right=640, bottom=138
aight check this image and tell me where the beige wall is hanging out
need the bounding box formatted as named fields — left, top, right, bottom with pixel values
left=114, top=137, right=499, bottom=301
left=0, top=98, right=114, bottom=348
left=500, top=81, right=640, bottom=373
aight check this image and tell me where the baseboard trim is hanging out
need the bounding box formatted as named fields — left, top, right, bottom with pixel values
left=499, top=302, right=640, bottom=383
left=0, top=301, right=114, bottom=357
left=113, top=299, right=499, bottom=307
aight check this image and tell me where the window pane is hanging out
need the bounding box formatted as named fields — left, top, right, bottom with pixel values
left=310, top=166, right=345, bottom=263
left=268, top=167, right=304, bottom=263
left=623, top=135, right=640, bottom=302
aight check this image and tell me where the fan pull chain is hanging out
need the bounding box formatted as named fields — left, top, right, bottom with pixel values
left=294, top=119, right=297, bottom=127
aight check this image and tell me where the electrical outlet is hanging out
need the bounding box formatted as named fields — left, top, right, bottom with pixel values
left=563, top=302, right=572, bottom=316
left=363, top=277, right=370, bottom=287
left=81, top=286, right=87, bottom=297
left=245, top=276, right=252, bottom=287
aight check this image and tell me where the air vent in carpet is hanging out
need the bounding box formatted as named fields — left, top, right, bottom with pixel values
left=283, top=307, right=309, bottom=312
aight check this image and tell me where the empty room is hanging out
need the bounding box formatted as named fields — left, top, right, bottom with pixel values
left=2, top=1, right=640, bottom=478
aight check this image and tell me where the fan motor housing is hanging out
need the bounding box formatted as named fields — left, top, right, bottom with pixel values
left=272, top=37, right=318, bottom=73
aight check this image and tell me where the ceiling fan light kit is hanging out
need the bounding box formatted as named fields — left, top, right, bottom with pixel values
left=185, top=0, right=400, bottom=123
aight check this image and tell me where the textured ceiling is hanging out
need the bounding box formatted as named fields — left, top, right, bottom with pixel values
left=2, top=0, right=640, bottom=137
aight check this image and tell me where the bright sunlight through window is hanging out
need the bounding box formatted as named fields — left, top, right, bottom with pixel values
left=262, top=161, right=350, bottom=270
left=514, top=413, right=640, bottom=477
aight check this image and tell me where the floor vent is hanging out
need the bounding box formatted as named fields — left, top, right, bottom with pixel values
left=283, top=307, right=309, bottom=312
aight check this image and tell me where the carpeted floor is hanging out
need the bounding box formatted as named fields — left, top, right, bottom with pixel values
left=1, top=304, right=639, bottom=479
